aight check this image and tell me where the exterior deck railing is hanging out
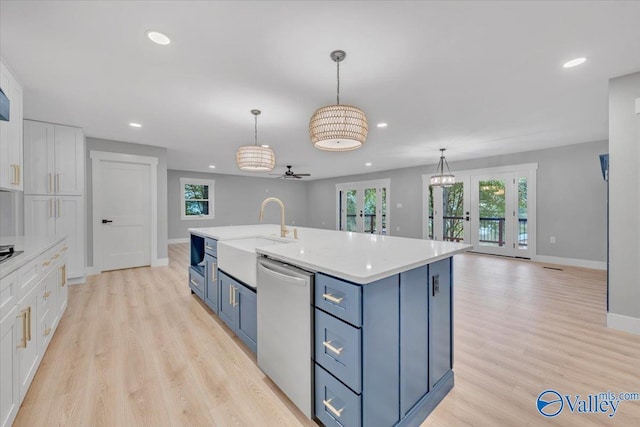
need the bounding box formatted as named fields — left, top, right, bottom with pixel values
left=427, top=216, right=528, bottom=247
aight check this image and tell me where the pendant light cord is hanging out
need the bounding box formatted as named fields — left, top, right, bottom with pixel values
left=254, top=114, right=258, bottom=146
left=336, top=59, right=340, bottom=105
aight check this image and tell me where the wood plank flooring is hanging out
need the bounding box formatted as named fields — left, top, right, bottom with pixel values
left=13, top=245, right=640, bottom=426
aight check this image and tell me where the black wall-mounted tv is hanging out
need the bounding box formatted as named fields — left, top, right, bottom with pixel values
left=0, top=88, right=10, bottom=121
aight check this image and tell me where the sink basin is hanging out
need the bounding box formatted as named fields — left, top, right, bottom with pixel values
left=217, top=237, right=291, bottom=288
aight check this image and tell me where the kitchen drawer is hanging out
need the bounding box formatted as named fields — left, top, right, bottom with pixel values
left=205, top=238, right=217, bottom=257
left=38, top=304, right=53, bottom=353
left=17, top=256, right=41, bottom=300
left=315, top=364, right=361, bottom=427
left=315, top=273, right=361, bottom=327
left=0, top=270, right=18, bottom=320
left=188, top=267, right=205, bottom=299
left=315, top=309, right=362, bottom=393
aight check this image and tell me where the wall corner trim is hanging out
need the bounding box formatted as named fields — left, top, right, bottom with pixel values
left=152, top=258, right=169, bottom=267
left=532, top=255, right=606, bottom=270
left=607, top=312, right=640, bottom=335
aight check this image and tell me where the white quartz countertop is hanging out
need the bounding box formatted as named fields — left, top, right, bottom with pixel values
left=0, top=235, right=65, bottom=279
left=189, top=225, right=471, bottom=284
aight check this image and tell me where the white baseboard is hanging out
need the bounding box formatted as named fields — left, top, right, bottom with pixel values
left=85, top=266, right=100, bottom=276
left=607, top=312, right=640, bottom=335
left=168, top=238, right=189, bottom=244
left=68, top=277, right=86, bottom=285
left=533, top=255, right=607, bottom=270
left=152, top=257, right=169, bottom=267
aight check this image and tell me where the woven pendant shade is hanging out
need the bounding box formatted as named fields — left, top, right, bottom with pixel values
left=236, top=109, right=275, bottom=172
left=309, top=104, right=368, bottom=151
left=236, top=145, right=275, bottom=171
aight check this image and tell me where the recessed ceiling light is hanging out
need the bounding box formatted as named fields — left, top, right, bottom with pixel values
left=377, top=123, right=388, bottom=128
left=365, top=162, right=372, bottom=166
left=261, top=145, right=270, bottom=148
left=563, top=57, right=586, bottom=68
left=146, top=31, right=171, bottom=45
left=209, top=165, right=216, bottom=169
left=129, top=122, right=142, bottom=128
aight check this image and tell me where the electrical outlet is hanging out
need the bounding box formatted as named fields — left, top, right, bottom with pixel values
left=550, top=236, right=556, bottom=244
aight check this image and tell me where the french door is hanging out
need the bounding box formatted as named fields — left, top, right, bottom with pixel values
left=424, top=165, right=535, bottom=258
left=337, top=179, right=389, bottom=235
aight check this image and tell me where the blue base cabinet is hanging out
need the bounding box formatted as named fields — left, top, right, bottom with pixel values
left=204, top=254, right=218, bottom=313
left=219, top=270, right=257, bottom=353
left=315, top=257, right=454, bottom=427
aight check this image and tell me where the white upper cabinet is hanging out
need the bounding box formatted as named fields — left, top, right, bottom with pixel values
left=23, top=120, right=85, bottom=196
left=0, top=58, right=24, bottom=192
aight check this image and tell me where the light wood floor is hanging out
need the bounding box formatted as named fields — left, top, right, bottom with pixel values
left=14, top=245, right=640, bottom=426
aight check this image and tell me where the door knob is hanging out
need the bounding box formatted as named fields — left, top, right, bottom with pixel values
left=101, top=219, right=113, bottom=224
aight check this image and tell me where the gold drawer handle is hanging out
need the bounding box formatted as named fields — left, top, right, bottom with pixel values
left=44, top=327, right=52, bottom=337
left=323, top=340, right=343, bottom=355
left=44, top=290, right=51, bottom=298
left=52, top=253, right=60, bottom=259
left=61, top=246, right=68, bottom=252
left=322, top=293, right=344, bottom=304
left=190, top=279, right=198, bottom=286
left=205, top=245, right=215, bottom=250
left=323, top=398, right=344, bottom=418
left=17, top=310, right=28, bottom=348
left=43, top=260, right=52, bottom=267
left=26, top=306, right=32, bottom=341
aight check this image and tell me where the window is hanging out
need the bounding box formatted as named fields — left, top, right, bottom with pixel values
left=180, top=178, right=215, bottom=220
left=336, top=179, right=390, bottom=235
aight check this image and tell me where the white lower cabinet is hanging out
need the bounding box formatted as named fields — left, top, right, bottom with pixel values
left=0, top=239, right=68, bottom=427
left=0, top=306, right=19, bottom=427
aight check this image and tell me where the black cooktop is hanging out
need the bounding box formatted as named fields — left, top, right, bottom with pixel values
left=0, top=245, right=23, bottom=264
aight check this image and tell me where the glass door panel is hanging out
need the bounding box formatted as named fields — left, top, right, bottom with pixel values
left=346, top=189, right=358, bottom=232
left=442, top=182, right=464, bottom=242
left=470, top=173, right=515, bottom=256
left=364, top=188, right=377, bottom=233
left=517, top=177, right=528, bottom=251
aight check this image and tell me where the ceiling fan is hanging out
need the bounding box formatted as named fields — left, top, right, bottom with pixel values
left=270, top=165, right=311, bottom=179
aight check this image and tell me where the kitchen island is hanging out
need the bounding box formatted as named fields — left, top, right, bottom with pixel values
left=188, top=224, right=470, bottom=427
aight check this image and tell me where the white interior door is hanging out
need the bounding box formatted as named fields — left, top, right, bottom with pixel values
left=99, top=161, right=150, bottom=271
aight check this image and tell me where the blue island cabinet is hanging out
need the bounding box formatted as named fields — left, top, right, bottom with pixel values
left=314, top=257, right=453, bottom=427
left=218, top=270, right=257, bottom=353
left=189, top=234, right=219, bottom=313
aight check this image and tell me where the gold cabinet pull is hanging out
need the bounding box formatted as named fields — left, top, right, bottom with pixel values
left=205, top=245, right=214, bottom=250
left=61, top=265, right=67, bottom=287
left=322, top=398, right=344, bottom=418
left=231, top=286, right=238, bottom=307
left=56, top=173, right=60, bottom=192
left=26, top=306, right=32, bottom=341
left=44, top=290, right=51, bottom=298
left=190, top=279, right=198, bottom=286
left=322, top=293, right=344, bottom=304
left=16, top=165, right=20, bottom=185
left=211, top=263, right=217, bottom=282
left=52, top=253, right=60, bottom=259
left=44, top=327, right=51, bottom=337
left=17, top=310, right=28, bottom=348
left=322, top=340, right=343, bottom=355
left=49, top=173, right=53, bottom=193
left=57, top=199, right=61, bottom=217
left=43, top=260, right=51, bottom=267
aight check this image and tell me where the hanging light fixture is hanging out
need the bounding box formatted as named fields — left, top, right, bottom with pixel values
left=430, top=148, right=456, bottom=187
left=309, top=50, right=368, bottom=151
left=236, top=109, right=275, bottom=172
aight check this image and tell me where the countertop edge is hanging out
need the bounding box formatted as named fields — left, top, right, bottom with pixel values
left=0, top=235, right=66, bottom=280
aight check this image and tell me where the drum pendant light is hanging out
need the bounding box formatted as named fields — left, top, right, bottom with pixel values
left=236, top=110, right=276, bottom=172
left=430, top=148, right=456, bottom=187
left=309, top=50, right=368, bottom=151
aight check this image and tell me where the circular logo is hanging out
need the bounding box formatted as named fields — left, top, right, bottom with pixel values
left=537, top=390, right=564, bottom=417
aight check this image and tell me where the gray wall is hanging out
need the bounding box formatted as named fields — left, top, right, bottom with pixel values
left=306, top=140, right=608, bottom=262
left=86, top=137, right=168, bottom=265
left=168, top=170, right=308, bottom=240
left=609, top=71, right=640, bottom=319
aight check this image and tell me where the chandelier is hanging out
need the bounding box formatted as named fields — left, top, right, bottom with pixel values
left=236, top=110, right=275, bottom=172
left=309, top=50, right=368, bottom=151
left=430, top=148, right=455, bottom=187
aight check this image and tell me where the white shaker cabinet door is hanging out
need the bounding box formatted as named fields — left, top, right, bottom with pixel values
left=56, top=196, right=84, bottom=279
left=23, top=120, right=55, bottom=195
left=24, top=195, right=56, bottom=239
left=0, top=306, right=20, bottom=427
left=53, top=125, right=84, bottom=196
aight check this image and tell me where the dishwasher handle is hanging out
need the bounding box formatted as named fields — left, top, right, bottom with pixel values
left=258, top=262, right=309, bottom=287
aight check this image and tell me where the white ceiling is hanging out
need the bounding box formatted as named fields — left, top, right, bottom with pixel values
left=1, top=1, right=639, bottom=180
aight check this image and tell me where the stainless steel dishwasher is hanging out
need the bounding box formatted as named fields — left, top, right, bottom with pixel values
left=257, top=257, right=314, bottom=418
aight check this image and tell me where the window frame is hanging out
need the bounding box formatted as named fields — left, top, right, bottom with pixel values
left=180, top=177, right=215, bottom=220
